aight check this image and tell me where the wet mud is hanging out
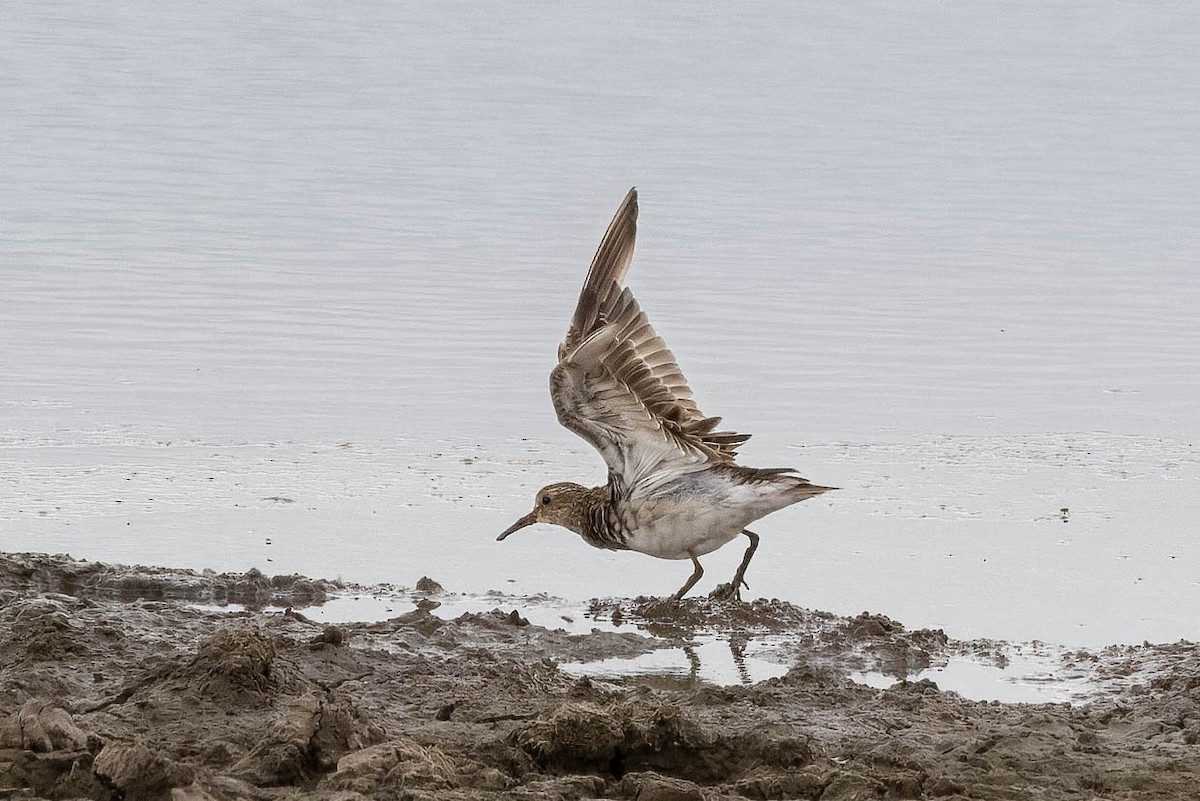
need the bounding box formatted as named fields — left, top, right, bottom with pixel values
left=3, top=552, right=1200, bottom=800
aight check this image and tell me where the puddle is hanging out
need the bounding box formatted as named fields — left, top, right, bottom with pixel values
left=300, top=592, right=791, bottom=685
left=294, top=593, right=416, bottom=623
left=560, top=635, right=791, bottom=686
left=853, top=649, right=1099, bottom=704
left=196, top=590, right=792, bottom=686
left=297, top=591, right=612, bottom=635
left=194, top=590, right=1126, bottom=698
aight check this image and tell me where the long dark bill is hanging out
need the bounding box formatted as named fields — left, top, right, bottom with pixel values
left=497, top=511, right=537, bottom=541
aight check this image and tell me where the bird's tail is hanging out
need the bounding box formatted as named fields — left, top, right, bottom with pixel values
left=734, top=466, right=836, bottom=501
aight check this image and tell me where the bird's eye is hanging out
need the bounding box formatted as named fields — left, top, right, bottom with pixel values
left=541, top=495, right=551, bottom=506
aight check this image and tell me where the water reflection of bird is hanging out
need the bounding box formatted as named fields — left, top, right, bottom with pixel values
left=498, top=189, right=833, bottom=600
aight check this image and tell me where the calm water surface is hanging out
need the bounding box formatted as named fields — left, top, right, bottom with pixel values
left=3, top=3, right=1198, bottom=645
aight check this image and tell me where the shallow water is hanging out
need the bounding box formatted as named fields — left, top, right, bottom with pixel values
left=3, top=4, right=1198, bottom=646
left=294, top=590, right=792, bottom=686
left=853, top=649, right=1099, bottom=705
left=207, top=587, right=1117, bottom=699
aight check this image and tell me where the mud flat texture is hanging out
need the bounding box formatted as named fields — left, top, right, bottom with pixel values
left=3, top=553, right=1200, bottom=800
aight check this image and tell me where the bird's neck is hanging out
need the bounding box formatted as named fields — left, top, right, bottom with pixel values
left=565, top=484, right=610, bottom=538
left=573, top=484, right=630, bottom=551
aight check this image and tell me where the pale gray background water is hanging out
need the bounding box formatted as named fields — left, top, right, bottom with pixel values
left=3, top=3, right=1198, bottom=645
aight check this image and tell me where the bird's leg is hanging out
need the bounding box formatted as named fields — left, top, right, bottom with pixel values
left=730, top=529, right=760, bottom=592
left=710, top=529, right=760, bottom=602
left=670, top=556, right=704, bottom=601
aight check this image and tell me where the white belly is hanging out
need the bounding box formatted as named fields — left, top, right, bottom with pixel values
left=612, top=469, right=805, bottom=560
left=614, top=470, right=811, bottom=556
left=618, top=496, right=757, bottom=560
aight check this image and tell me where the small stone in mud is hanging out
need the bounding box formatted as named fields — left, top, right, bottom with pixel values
left=415, top=575, right=445, bottom=594
left=309, top=625, right=346, bottom=649
left=436, top=701, right=457, bottom=721
left=507, top=609, right=530, bottom=626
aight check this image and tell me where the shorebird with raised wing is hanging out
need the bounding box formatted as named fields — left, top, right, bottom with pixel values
left=498, top=188, right=833, bottom=601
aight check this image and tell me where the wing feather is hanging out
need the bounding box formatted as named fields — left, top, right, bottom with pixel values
left=560, top=187, right=639, bottom=361
left=551, top=189, right=751, bottom=497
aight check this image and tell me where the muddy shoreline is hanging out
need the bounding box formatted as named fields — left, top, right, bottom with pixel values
left=2, top=552, right=1199, bottom=799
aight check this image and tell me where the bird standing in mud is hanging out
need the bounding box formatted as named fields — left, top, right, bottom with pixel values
left=498, top=189, right=833, bottom=600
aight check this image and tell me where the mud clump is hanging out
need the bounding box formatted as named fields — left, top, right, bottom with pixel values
left=5, top=599, right=86, bottom=661
left=321, top=738, right=458, bottom=794
left=513, top=697, right=817, bottom=785
left=93, top=741, right=196, bottom=799
left=3, top=699, right=93, bottom=752
left=415, top=575, right=446, bottom=594
left=514, top=701, right=625, bottom=772
left=185, top=626, right=276, bottom=697
left=3, top=552, right=1200, bottom=800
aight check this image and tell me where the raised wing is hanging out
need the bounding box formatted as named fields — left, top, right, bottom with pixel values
left=551, top=188, right=750, bottom=497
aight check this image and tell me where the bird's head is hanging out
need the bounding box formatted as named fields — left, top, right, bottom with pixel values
left=497, top=482, right=592, bottom=540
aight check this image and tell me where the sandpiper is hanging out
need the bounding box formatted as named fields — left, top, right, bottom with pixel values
left=498, top=188, right=833, bottom=600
